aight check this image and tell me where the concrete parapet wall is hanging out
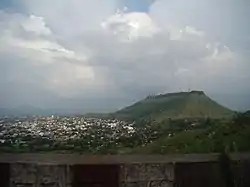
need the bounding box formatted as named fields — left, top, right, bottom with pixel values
left=0, top=153, right=250, bottom=187
left=7, top=163, right=175, bottom=187
left=10, top=164, right=70, bottom=187
left=120, top=164, right=174, bottom=187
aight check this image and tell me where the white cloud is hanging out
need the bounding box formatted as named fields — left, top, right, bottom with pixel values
left=102, top=12, right=160, bottom=41
left=0, top=11, right=95, bottom=99
left=0, top=0, right=249, bottom=110
left=21, top=0, right=116, bottom=37
left=22, top=15, right=51, bottom=35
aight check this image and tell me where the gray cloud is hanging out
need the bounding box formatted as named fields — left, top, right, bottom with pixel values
left=0, top=0, right=249, bottom=112
left=150, top=0, right=250, bottom=50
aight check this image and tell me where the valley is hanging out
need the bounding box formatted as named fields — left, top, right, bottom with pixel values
left=0, top=91, right=249, bottom=154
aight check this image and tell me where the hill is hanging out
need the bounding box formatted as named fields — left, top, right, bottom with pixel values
left=129, top=110, right=250, bottom=154
left=112, top=91, right=233, bottom=121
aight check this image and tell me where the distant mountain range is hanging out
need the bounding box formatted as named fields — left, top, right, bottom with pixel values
left=110, top=90, right=234, bottom=121
left=0, top=106, right=50, bottom=117
left=0, top=106, right=93, bottom=117
left=0, top=91, right=235, bottom=119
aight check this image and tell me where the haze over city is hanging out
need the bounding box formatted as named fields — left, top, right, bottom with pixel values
left=0, top=0, right=250, bottom=114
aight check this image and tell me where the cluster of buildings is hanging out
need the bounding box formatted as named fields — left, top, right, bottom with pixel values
left=0, top=116, right=135, bottom=148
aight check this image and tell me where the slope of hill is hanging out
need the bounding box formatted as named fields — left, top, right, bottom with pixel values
left=129, top=110, right=250, bottom=154
left=112, top=91, right=233, bottom=121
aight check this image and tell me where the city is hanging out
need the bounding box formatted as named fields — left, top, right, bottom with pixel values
left=0, top=116, right=138, bottom=153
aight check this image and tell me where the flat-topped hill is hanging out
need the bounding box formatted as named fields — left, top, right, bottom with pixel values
left=112, top=91, right=233, bottom=121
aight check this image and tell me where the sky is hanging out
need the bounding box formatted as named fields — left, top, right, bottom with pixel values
left=0, top=0, right=249, bottom=112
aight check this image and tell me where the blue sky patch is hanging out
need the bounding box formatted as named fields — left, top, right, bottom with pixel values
left=118, top=0, right=153, bottom=12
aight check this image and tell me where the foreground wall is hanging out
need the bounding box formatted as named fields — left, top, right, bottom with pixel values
left=1, top=153, right=250, bottom=187
left=232, top=160, right=250, bottom=187
left=174, top=162, right=224, bottom=187
left=120, top=164, right=174, bottom=187
left=9, top=163, right=175, bottom=187
left=10, top=164, right=70, bottom=187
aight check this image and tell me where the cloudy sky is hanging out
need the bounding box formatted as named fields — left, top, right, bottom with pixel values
left=0, top=0, right=249, bottom=112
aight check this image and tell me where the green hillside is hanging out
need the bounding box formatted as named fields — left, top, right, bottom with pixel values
left=113, top=91, right=233, bottom=122
left=129, top=111, right=250, bottom=154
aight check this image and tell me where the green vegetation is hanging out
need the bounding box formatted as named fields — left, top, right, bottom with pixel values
left=1, top=91, right=249, bottom=154
left=1, top=111, right=249, bottom=154
left=112, top=91, right=233, bottom=122
left=129, top=111, right=250, bottom=154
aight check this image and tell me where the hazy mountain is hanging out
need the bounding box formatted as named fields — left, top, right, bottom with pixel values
left=0, top=105, right=51, bottom=117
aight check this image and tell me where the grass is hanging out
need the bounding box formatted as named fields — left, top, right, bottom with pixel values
left=113, top=91, right=233, bottom=122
